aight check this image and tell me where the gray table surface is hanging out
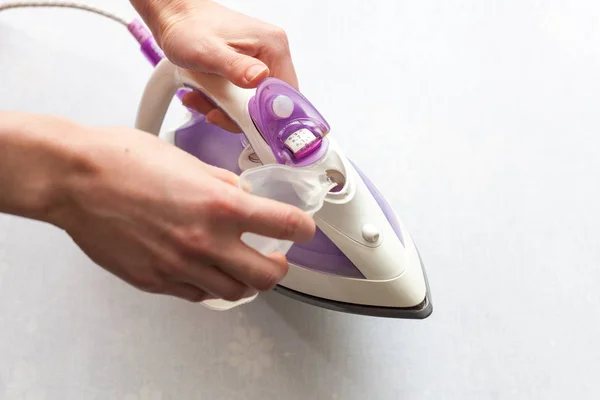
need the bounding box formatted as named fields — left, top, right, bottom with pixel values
left=1, top=0, right=599, bottom=399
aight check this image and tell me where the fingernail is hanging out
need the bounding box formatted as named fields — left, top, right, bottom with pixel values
left=205, top=110, right=216, bottom=123
left=245, top=64, right=268, bottom=82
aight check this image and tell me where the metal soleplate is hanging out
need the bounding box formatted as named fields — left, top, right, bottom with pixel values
left=274, top=249, right=433, bottom=320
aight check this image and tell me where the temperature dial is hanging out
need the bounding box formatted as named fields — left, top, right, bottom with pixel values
left=284, top=128, right=319, bottom=158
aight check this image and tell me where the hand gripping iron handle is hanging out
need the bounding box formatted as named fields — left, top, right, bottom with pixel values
left=134, top=58, right=277, bottom=164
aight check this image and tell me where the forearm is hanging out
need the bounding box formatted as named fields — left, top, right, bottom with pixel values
left=0, top=112, right=90, bottom=224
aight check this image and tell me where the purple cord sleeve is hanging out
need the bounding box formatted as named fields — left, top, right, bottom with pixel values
left=127, top=18, right=165, bottom=67
left=127, top=19, right=191, bottom=101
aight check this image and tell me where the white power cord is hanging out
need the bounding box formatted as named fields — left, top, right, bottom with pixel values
left=0, top=1, right=128, bottom=26
left=0, top=1, right=164, bottom=64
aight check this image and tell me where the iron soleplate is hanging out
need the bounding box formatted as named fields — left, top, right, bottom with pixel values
left=273, top=248, right=433, bottom=319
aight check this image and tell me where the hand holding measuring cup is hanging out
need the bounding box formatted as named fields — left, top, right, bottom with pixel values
left=202, top=164, right=335, bottom=310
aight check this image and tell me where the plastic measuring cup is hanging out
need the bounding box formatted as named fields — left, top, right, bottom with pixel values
left=201, top=164, right=335, bottom=311
left=239, top=164, right=335, bottom=255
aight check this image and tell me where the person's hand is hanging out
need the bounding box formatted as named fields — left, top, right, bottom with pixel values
left=131, top=0, right=298, bottom=132
left=48, top=123, right=315, bottom=303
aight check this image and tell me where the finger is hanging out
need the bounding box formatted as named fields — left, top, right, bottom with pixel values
left=161, top=281, right=209, bottom=303
left=181, top=91, right=243, bottom=133
left=267, top=252, right=288, bottom=267
left=229, top=188, right=316, bottom=243
left=205, top=109, right=242, bottom=133
left=268, top=53, right=299, bottom=89
left=176, top=263, right=251, bottom=302
left=200, top=163, right=239, bottom=186
left=218, top=242, right=289, bottom=291
left=181, top=91, right=216, bottom=115
left=208, top=45, right=270, bottom=88
left=256, top=26, right=299, bottom=89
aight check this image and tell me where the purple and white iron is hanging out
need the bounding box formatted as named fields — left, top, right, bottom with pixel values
left=134, top=56, right=432, bottom=319
left=0, top=1, right=432, bottom=318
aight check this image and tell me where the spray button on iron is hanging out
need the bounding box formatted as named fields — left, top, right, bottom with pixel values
left=271, top=95, right=294, bottom=118
left=361, top=224, right=380, bottom=243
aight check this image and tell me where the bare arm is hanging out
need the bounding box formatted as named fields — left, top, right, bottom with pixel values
left=0, top=1, right=313, bottom=304
left=0, top=111, right=89, bottom=223
left=0, top=111, right=314, bottom=302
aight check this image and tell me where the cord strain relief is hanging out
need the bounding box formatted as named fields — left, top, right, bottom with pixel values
left=127, top=18, right=151, bottom=44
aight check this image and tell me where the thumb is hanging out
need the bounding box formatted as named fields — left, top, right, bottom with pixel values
left=214, top=48, right=270, bottom=88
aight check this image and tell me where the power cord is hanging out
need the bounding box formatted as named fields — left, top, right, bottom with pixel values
left=0, top=1, right=191, bottom=101
left=0, top=1, right=128, bottom=26
left=0, top=1, right=167, bottom=66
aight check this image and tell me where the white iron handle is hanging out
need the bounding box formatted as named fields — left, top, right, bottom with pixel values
left=134, top=59, right=178, bottom=136
left=135, top=59, right=275, bottom=164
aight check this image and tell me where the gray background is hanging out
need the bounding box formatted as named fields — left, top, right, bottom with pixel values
left=1, top=0, right=599, bottom=399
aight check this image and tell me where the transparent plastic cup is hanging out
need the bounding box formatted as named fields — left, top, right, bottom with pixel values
left=239, top=164, right=335, bottom=255
left=201, top=164, right=334, bottom=311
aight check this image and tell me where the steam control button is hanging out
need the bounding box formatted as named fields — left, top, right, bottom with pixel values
left=272, top=95, right=294, bottom=118
left=361, top=224, right=380, bottom=243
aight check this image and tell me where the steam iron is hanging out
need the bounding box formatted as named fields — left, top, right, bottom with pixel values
left=134, top=60, right=432, bottom=319
left=0, top=4, right=431, bottom=318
